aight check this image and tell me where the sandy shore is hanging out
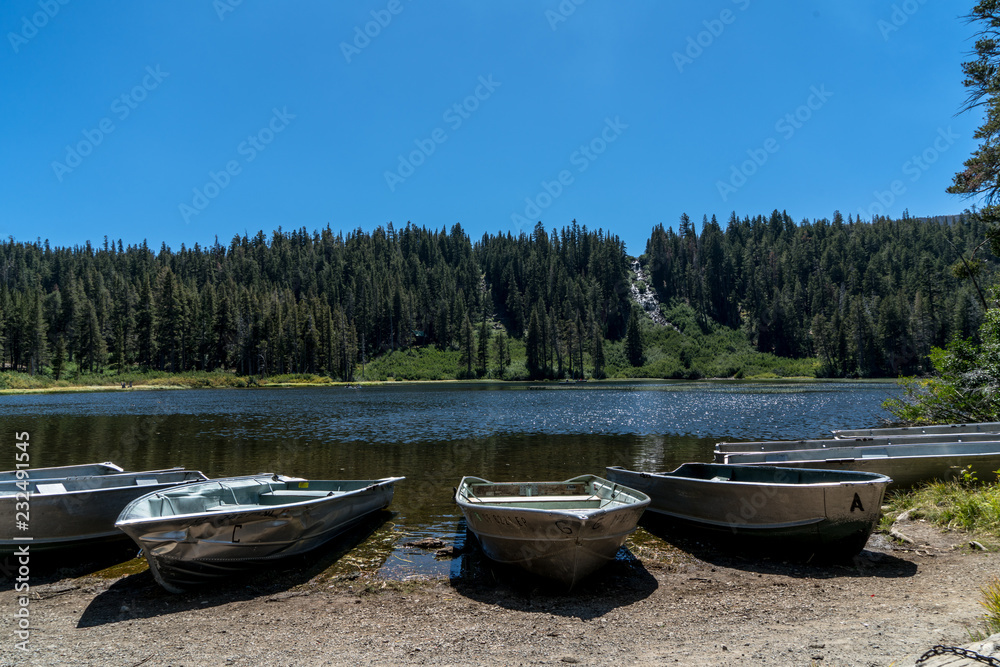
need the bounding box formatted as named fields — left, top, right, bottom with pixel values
left=0, top=514, right=994, bottom=667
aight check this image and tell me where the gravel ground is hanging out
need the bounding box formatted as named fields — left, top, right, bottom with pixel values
left=1, top=515, right=995, bottom=667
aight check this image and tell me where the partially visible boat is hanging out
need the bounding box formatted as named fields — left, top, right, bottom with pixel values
left=116, top=474, right=403, bottom=593
left=0, top=461, right=124, bottom=482
left=454, top=474, right=649, bottom=588
left=833, top=422, right=1000, bottom=438
left=0, top=467, right=207, bottom=553
left=714, top=433, right=1000, bottom=459
left=717, top=441, right=1000, bottom=488
left=606, top=464, right=890, bottom=557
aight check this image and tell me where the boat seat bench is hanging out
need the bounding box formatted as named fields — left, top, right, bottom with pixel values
left=466, top=494, right=601, bottom=504
left=258, top=489, right=341, bottom=505
left=35, top=483, right=68, bottom=494
left=150, top=489, right=344, bottom=515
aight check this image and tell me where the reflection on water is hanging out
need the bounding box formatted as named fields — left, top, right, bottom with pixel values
left=1, top=380, right=898, bottom=578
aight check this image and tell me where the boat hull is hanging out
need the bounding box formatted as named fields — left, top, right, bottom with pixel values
left=116, top=476, right=402, bottom=593
left=455, top=475, right=649, bottom=588
left=0, top=469, right=207, bottom=554
left=715, top=433, right=1000, bottom=458
left=605, top=464, right=890, bottom=557
left=833, top=422, right=1000, bottom=438
left=720, top=443, right=1000, bottom=488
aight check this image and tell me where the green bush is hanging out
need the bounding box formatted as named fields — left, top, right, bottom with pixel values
left=361, top=347, right=463, bottom=381
left=0, top=372, right=53, bottom=390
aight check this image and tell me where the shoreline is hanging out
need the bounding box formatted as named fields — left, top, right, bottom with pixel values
left=0, top=374, right=883, bottom=396
left=0, top=518, right=991, bottom=666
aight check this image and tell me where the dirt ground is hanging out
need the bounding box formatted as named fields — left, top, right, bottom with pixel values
left=1, top=514, right=996, bottom=667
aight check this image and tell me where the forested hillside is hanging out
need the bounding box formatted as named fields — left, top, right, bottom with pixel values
left=0, top=210, right=992, bottom=382
left=643, top=210, right=991, bottom=377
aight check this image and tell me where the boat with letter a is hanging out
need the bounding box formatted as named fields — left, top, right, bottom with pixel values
left=606, top=463, right=890, bottom=557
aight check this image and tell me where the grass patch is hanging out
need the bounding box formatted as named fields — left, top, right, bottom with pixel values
left=0, top=368, right=253, bottom=392
left=604, top=302, right=820, bottom=380
left=0, top=372, right=52, bottom=390
left=141, top=372, right=248, bottom=388
left=360, top=347, right=464, bottom=381
left=264, top=373, right=331, bottom=385
left=881, top=470, right=1000, bottom=536
left=971, top=577, right=1000, bottom=640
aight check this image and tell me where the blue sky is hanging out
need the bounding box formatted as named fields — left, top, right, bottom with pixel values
left=0, top=1, right=983, bottom=256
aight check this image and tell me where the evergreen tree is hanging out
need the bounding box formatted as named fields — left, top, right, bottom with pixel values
left=333, top=307, right=357, bottom=381
left=525, top=307, right=542, bottom=379
left=592, top=323, right=605, bottom=379
left=948, top=0, right=1000, bottom=253
left=156, top=269, right=185, bottom=372
left=27, top=290, right=47, bottom=375
left=52, top=335, right=65, bottom=380
left=477, top=317, right=490, bottom=377
left=77, top=301, right=106, bottom=372
left=625, top=306, right=644, bottom=367
left=135, top=277, right=156, bottom=369
left=493, top=330, right=509, bottom=379
left=458, top=313, right=476, bottom=379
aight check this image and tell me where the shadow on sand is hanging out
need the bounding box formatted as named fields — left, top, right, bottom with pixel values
left=0, top=539, right=140, bottom=592
left=448, top=520, right=659, bottom=620
left=637, top=514, right=919, bottom=580
left=75, top=510, right=396, bottom=628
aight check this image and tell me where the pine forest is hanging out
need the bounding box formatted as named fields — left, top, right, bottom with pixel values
left=0, top=210, right=992, bottom=385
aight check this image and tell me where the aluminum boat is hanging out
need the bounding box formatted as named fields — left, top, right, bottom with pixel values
left=832, top=422, right=1000, bottom=438
left=116, top=474, right=403, bottom=593
left=0, top=462, right=124, bottom=483
left=606, top=464, right=890, bottom=556
left=0, top=466, right=207, bottom=553
left=455, top=474, right=649, bottom=588
left=714, top=433, right=1000, bottom=459
left=717, top=441, right=1000, bottom=488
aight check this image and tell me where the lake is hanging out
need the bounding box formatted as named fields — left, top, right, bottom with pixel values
left=2, top=379, right=900, bottom=577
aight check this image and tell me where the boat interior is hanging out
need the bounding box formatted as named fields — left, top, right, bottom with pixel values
left=725, top=441, right=1000, bottom=464
left=833, top=422, right=1000, bottom=437
left=716, top=432, right=1000, bottom=452
left=0, top=462, right=124, bottom=482
left=459, top=477, right=644, bottom=510
left=0, top=469, right=205, bottom=496
left=121, top=477, right=378, bottom=519
left=664, top=463, right=886, bottom=485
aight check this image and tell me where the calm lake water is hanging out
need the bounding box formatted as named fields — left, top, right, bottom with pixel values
left=2, top=380, right=899, bottom=577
